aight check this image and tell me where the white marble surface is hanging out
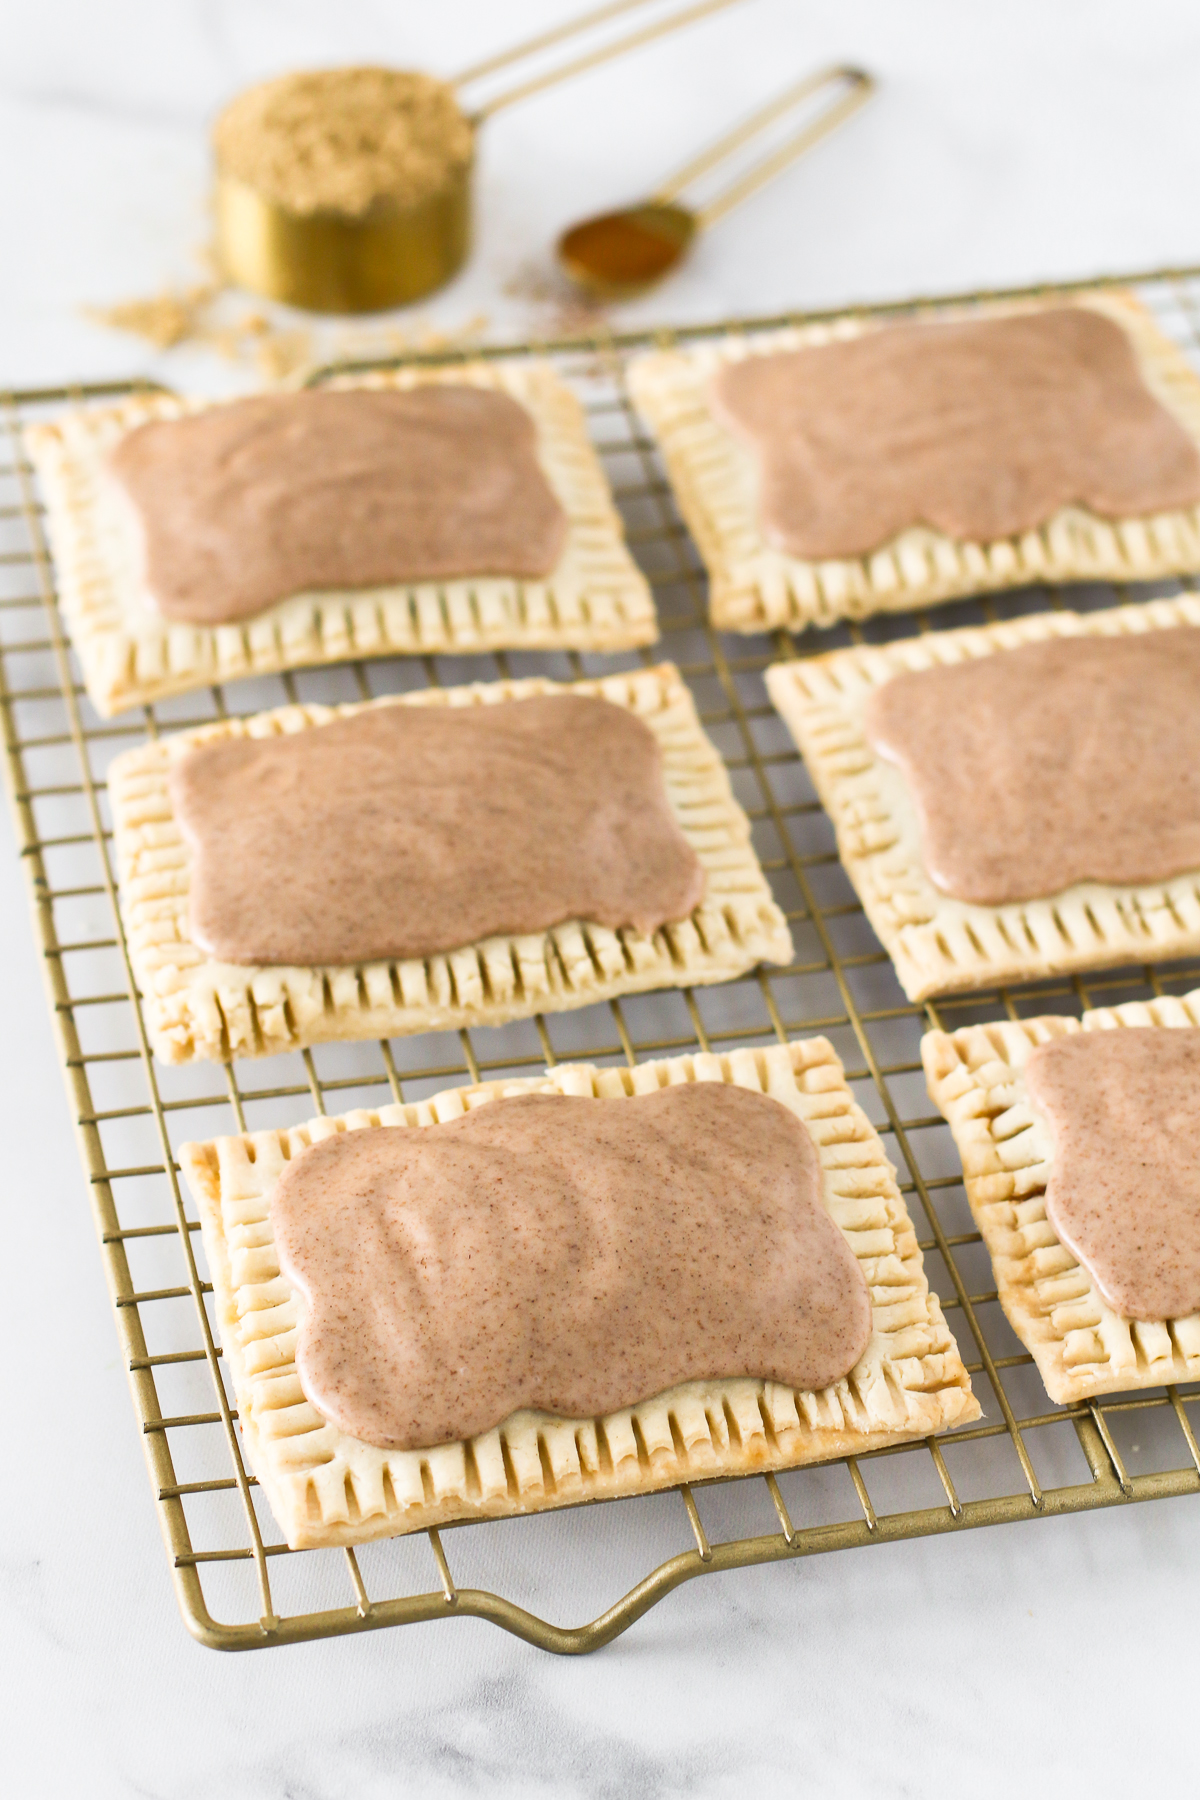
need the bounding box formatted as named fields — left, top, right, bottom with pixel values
left=2, top=3, right=1199, bottom=1794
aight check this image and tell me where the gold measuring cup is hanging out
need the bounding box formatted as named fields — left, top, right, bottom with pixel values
left=215, top=0, right=748, bottom=313
left=558, top=64, right=874, bottom=298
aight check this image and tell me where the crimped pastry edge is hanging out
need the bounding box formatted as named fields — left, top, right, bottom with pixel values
left=766, top=596, right=1200, bottom=1000
left=627, top=290, right=1200, bottom=633
left=111, top=662, right=793, bottom=1063
left=922, top=992, right=1200, bottom=1404
left=181, top=1036, right=980, bottom=1549
left=25, top=360, right=658, bottom=716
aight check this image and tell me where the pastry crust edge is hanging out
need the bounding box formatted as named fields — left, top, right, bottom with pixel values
left=25, top=360, right=658, bottom=717
left=180, top=1036, right=980, bottom=1549
left=110, top=662, right=793, bottom=1063
left=922, top=993, right=1200, bottom=1404
left=627, top=290, right=1200, bottom=633
left=765, top=596, right=1200, bottom=1000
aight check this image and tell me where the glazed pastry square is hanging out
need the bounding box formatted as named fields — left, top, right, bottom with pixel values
left=180, top=1037, right=980, bottom=1549
left=766, top=596, right=1200, bottom=1000
left=110, top=663, right=793, bottom=1063
left=25, top=361, right=657, bottom=717
left=627, top=292, right=1200, bottom=634
left=923, top=992, right=1200, bottom=1403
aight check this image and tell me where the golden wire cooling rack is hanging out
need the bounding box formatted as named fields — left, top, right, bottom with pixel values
left=3, top=263, right=1200, bottom=1655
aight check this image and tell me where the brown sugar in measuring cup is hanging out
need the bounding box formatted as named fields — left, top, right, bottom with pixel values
left=213, top=69, right=473, bottom=313
left=212, top=1, right=749, bottom=312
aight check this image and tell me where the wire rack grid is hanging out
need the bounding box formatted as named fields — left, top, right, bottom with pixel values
left=3, top=265, right=1200, bottom=1655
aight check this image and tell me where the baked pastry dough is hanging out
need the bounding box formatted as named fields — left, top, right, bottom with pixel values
left=110, top=663, right=793, bottom=1063
left=25, top=361, right=657, bottom=717
left=180, top=1037, right=980, bottom=1548
left=765, top=596, right=1200, bottom=999
left=627, top=292, right=1200, bottom=633
left=923, top=992, right=1200, bottom=1403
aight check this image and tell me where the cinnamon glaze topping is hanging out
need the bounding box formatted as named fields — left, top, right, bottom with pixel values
left=108, top=385, right=567, bottom=625
left=712, top=309, right=1200, bottom=559
left=271, top=1083, right=873, bottom=1449
left=171, top=694, right=705, bottom=967
left=1027, top=1030, right=1200, bottom=1321
left=864, top=630, right=1200, bottom=906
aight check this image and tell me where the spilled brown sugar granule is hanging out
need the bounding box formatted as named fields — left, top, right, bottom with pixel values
left=212, top=67, right=473, bottom=216
left=85, top=283, right=222, bottom=350
left=86, top=277, right=489, bottom=386
left=86, top=284, right=316, bottom=381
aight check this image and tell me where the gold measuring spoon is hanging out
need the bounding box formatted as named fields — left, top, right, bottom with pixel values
left=215, top=0, right=749, bottom=313
left=557, top=64, right=875, bottom=298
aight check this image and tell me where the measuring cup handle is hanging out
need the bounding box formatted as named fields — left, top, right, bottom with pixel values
left=652, top=64, right=876, bottom=230
left=459, top=0, right=749, bottom=122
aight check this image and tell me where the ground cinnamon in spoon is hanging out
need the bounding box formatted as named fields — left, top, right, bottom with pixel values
left=213, top=67, right=473, bottom=216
